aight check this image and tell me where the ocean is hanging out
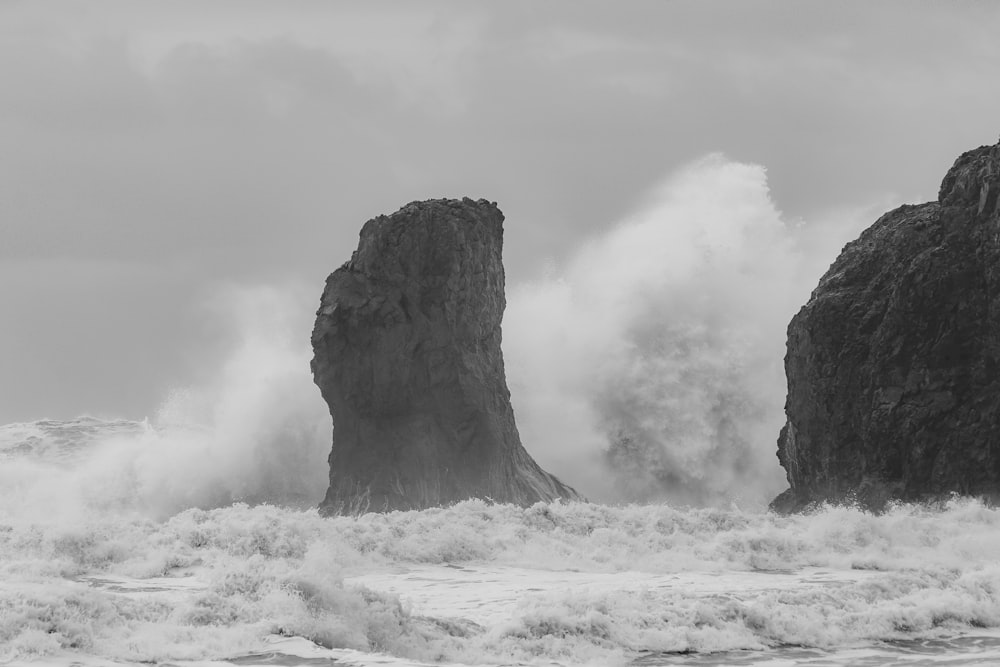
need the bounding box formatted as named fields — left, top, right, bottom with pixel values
left=3, top=418, right=1000, bottom=666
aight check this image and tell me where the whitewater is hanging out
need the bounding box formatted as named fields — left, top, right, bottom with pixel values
left=3, top=419, right=1000, bottom=667
left=4, top=157, right=998, bottom=665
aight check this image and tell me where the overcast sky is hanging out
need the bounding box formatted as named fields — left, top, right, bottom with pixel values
left=2, top=1, right=999, bottom=425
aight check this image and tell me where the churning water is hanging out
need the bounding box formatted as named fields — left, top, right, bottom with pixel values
left=0, top=156, right=990, bottom=665
left=3, top=418, right=1000, bottom=667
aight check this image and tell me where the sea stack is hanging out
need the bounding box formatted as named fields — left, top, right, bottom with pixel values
left=311, top=198, right=581, bottom=514
left=772, top=139, right=1000, bottom=512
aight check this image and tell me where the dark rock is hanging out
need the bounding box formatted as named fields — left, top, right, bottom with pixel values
left=311, top=198, right=581, bottom=514
left=773, top=139, right=1000, bottom=512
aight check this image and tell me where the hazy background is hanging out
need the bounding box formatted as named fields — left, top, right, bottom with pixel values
left=2, top=1, right=999, bottom=503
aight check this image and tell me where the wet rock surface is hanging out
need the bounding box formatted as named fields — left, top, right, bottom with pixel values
left=311, top=198, right=580, bottom=513
left=773, top=139, right=1000, bottom=512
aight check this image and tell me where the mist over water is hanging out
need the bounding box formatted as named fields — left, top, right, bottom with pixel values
left=0, top=285, right=331, bottom=522
left=506, top=155, right=866, bottom=506
left=144, top=285, right=331, bottom=515
left=0, top=154, right=873, bottom=521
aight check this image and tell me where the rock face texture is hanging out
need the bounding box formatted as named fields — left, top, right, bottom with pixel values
left=772, top=140, right=1000, bottom=512
left=311, top=198, right=581, bottom=514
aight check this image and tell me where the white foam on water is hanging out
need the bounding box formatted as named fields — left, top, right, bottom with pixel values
left=3, top=499, right=999, bottom=666
left=347, top=565, right=886, bottom=629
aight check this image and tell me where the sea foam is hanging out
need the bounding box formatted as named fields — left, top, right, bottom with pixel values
left=3, top=496, right=1000, bottom=665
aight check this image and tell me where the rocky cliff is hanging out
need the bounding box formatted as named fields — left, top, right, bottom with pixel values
left=311, top=198, right=581, bottom=514
left=772, top=139, right=1000, bottom=512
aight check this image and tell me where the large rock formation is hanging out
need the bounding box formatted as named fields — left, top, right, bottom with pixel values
left=311, top=198, right=581, bottom=514
left=772, top=139, right=1000, bottom=512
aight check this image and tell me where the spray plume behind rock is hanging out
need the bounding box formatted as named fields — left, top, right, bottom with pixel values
left=505, top=155, right=870, bottom=507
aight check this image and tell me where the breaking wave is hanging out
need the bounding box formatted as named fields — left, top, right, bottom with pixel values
left=4, top=417, right=999, bottom=665
left=504, top=155, right=868, bottom=506
left=0, top=285, right=331, bottom=522
left=2, top=496, right=1000, bottom=665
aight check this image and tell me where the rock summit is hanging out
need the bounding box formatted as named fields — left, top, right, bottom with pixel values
left=773, top=139, right=1000, bottom=511
left=311, top=198, right=581, bottom=513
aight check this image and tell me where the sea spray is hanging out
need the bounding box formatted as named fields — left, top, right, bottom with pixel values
left=1, top=155, right=871, bottom=516
left=504, top=155, right=869, bottom=506
left=0, top=286, right=331, bottom=522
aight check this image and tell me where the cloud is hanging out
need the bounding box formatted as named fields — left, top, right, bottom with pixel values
left=0, top=36, right=396, bottom=267
left=1, top=0, right=998, bottom=425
